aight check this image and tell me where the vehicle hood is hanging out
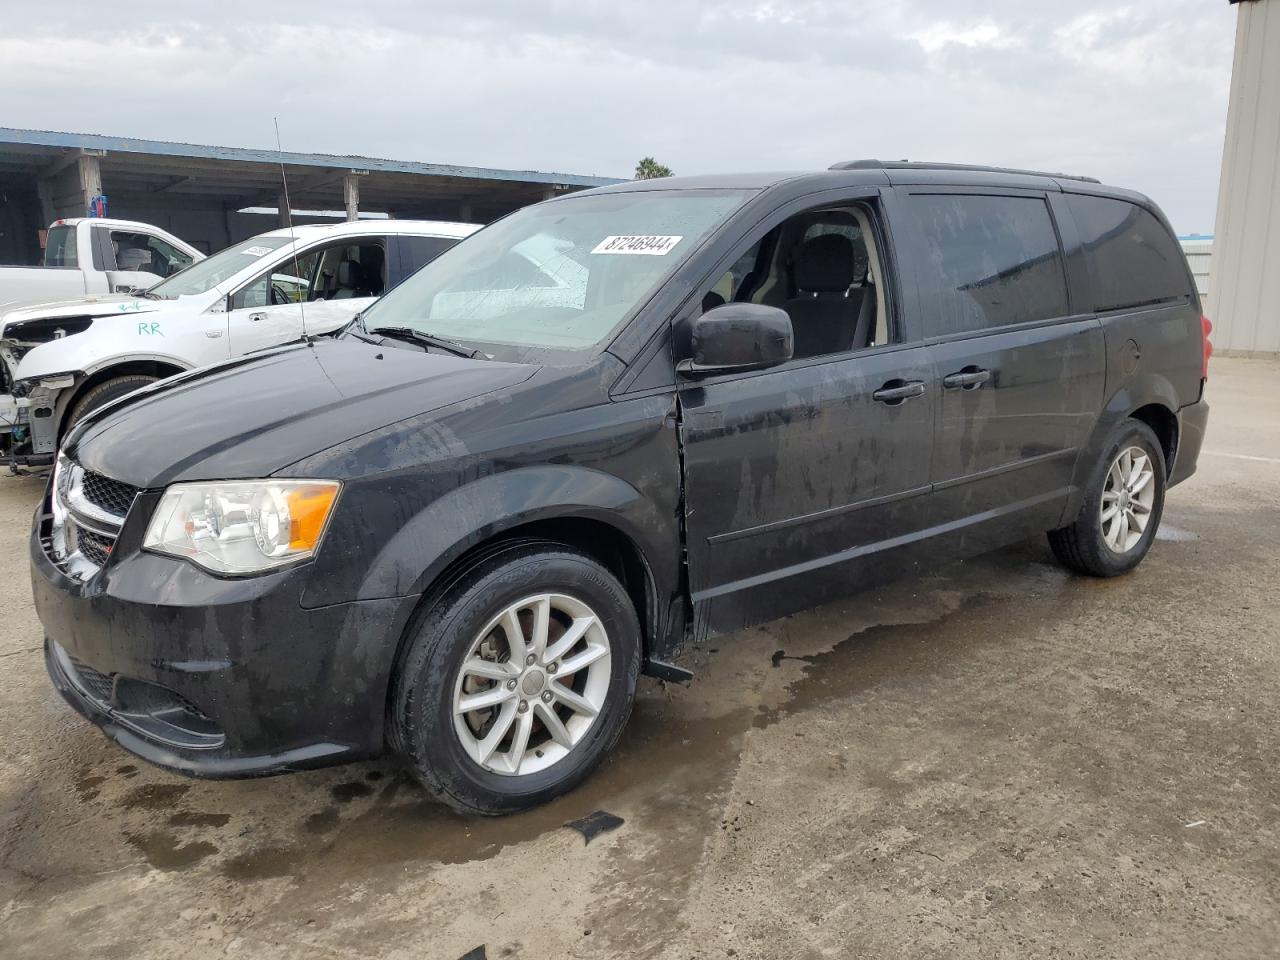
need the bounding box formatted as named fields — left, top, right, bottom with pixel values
left=0, top=296, right=164, bottom=336
left=66, top=338, right=538, bottom=487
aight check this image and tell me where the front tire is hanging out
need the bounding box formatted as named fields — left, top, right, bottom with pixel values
left=390, top=543, right=641, bottom=815
left=1049, top=420, right=1166, bottom=577
left=64, top=374, right=159, bottom=434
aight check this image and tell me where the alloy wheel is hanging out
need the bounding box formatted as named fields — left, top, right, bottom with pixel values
left=1100, top=445, right=1157, bottom=553
left=451, top=593, right=612, bottom=776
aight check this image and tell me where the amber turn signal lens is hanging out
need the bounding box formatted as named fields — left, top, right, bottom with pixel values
left=287, top=484, right=340, bottom=551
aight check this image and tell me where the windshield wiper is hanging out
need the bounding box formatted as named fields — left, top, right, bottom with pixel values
left=369, top=326, right=483, bottom=359
left=342, top=312, right=381, bottom=344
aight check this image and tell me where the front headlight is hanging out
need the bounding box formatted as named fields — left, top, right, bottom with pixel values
left=143, top=479, right=341, bottom=575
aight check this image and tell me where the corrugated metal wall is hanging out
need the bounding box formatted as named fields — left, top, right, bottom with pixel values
left=1209, top=0, right=1280, bottom=355
left=1181, top=238, right=1214, bottom=300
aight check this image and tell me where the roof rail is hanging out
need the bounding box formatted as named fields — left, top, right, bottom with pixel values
left=830, top=159, right=1101, bottom=184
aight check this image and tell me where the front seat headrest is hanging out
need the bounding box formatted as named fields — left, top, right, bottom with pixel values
left=336, top=258, right=361, bottom=288
left=791, top=234, right=855, bottom=294
left=115, top=247, right=153, bottom=271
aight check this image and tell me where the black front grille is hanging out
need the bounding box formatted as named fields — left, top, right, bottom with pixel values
left=80, top=470, right=139, bottom=518
left=68, top=656, right=115, bottom=704
left=77, top=528, right=114, bottom=567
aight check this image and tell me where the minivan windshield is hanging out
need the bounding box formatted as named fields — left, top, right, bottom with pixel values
left=360, top=189, right=752, bottom=353
left=147, top=236, right=292, bottom=298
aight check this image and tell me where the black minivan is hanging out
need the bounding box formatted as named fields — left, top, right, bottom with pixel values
left=33, top=161, right=1211, bottom=814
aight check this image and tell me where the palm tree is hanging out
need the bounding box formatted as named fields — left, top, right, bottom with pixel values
left=634, top=157, right=674, bottom=180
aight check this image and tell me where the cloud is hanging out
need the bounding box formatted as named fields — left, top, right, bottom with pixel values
left=2, top=0, right=1236, bottom=231
left=912, top=21, right=1022, bottom=54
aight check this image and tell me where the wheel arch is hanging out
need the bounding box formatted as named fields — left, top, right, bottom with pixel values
left=1060, top=378, right=1181, bottom=527
left=380, top=512, right=667, bottom=745
left=56, top=357, right=189, bottom=438
left=1127, top=402, right=1178, bottom=477
left=345, top=467, right=682, bottom=741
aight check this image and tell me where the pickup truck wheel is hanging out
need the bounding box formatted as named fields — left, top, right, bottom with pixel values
left=1048, top=420, right=1166, bottom=577
left=391, top=543, right=641, bottom=815
left=64, top=375, right=158, bottom=433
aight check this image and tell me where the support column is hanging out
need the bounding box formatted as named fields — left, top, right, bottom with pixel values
left=36, top=178, right=56, bottom=227
left=343, top=170, right=368, bottom=222
left=458, top=201, right=473, bottom=222
left=78, top=153, right=103, bottom=215
left=37, top=148, right=106, bottom=221
left=277, top=191, right=291, bottom=228
left=222, top=203, right=237, bottom=246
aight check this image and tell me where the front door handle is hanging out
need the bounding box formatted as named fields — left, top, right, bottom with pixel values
left=248, top=312, right=266, bottom=322
left=872, top=379, right=927, bottom=405
left=943, top=366, right=991, bottom=390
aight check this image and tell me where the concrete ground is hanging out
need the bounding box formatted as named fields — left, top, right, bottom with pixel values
left=1, top=357, right=1277, bottom=960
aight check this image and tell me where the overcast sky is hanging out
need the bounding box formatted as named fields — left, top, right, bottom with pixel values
left=2, top=1, right=1237, bottom=232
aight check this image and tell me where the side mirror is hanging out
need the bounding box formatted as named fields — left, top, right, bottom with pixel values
left=676, top=303, right=793, bottom=376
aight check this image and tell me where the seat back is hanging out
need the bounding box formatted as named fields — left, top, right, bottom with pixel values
left=332, top=258, right=363, bottom=299
left=784, top=234, right=862, bottom=358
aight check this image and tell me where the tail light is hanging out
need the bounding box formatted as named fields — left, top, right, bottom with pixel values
left=1201, top=314, right=1213, bottom=379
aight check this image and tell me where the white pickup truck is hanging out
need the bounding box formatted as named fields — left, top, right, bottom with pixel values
left=0, top=218, right=205, bottom=311
left=0, top=218, right=477, bottom=467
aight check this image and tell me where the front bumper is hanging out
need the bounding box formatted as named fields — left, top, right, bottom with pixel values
left=32, top=510, right=415, bottom=778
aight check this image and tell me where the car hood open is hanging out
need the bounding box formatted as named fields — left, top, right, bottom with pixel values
left=66, top=338, right=537, bottom=487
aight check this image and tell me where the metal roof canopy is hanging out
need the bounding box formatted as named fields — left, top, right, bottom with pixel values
left=0, top=127, right=622, bottom=219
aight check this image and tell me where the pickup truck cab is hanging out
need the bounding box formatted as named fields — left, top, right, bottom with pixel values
left=1, top=218, right=477, bottom=465
left=0, top=218, right=203, bottom=310
left=32, top=162, right=1210, bottom=815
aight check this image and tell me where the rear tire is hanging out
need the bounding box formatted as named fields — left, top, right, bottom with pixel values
left=1048, top=419, right=1166, bottom=577
left=390, top=543, right=641, bottom=815
left=64, top=374, right=159, bottom=434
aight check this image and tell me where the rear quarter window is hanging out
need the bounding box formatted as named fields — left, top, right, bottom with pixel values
left=42, top=225, right=78, bottom=268
left=907, top=194, right=1070, bottom=337
left=391, top=235, right=460, bottom=289
left=1065, top=194, right=1193, bottom=311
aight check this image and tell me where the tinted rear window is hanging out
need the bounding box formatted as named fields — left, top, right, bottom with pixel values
left=43, top=225, right=77, bottom=268
left=908, top=194, right=1069, bottom=337
left=401, top=236, right=458, bottom=270
left=1066, top=195, right=1192, bottom=311
left=392, top=235, right=460, bottom=289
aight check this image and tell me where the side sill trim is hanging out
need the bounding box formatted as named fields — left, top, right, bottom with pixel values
left=932, top=447, right=1076, bottom=492
left=708, top=483, right=932, bottom=545
left=693, top=486, right=1070, bottom=603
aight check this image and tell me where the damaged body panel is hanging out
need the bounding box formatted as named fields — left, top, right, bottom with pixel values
left=32, top=163, right=1209, bottom=811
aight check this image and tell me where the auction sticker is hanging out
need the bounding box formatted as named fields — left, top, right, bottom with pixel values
left=591, top=235, right=683, bottom=256
left=242, top=245, right=275, bottom=257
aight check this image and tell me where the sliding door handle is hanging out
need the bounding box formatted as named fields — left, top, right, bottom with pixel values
left=872, top=379, right=927, bottom=404
left=942, top=367, right=991, bottom=390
